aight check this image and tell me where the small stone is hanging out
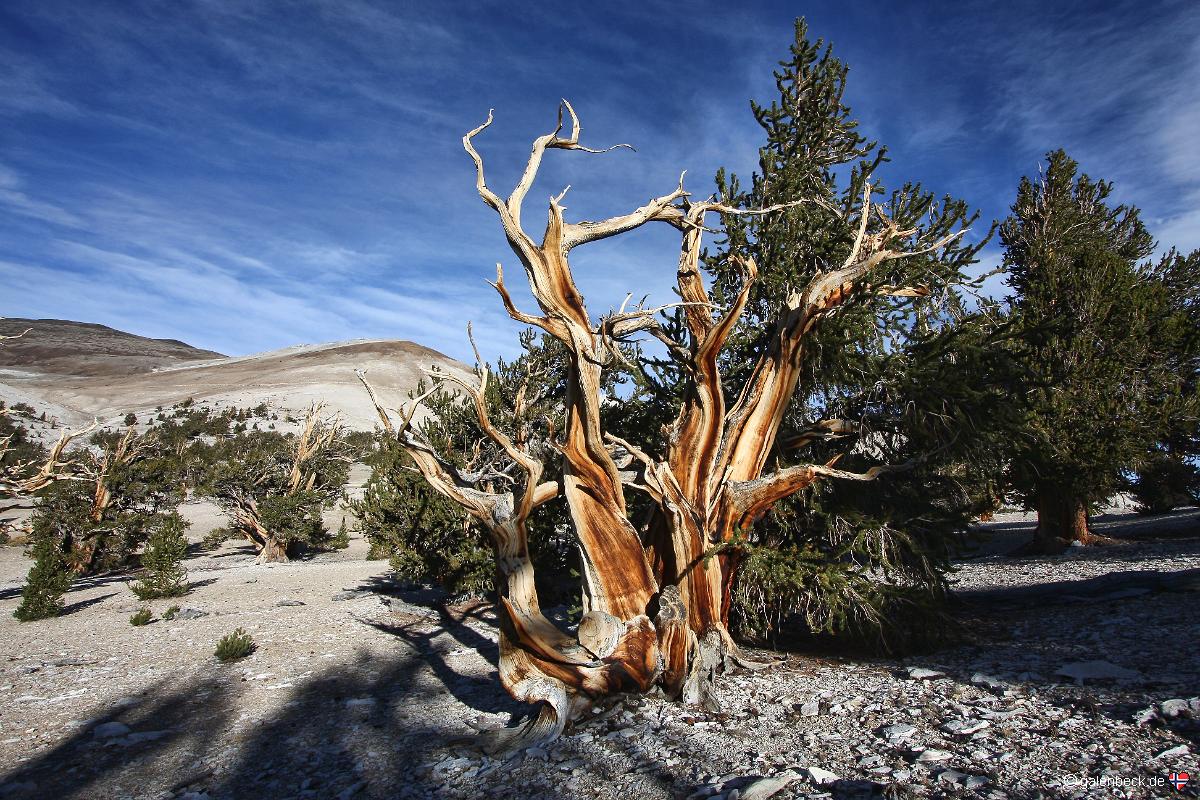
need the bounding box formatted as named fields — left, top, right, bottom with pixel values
left=798, top=700, right=820, bottom=717
left=879, top=723, right=917, bottom=744
left=803, top=766, right=839, bottom=787
left=1160, top=699, right=1190, bottom=718
left=964, top=776, right=990, bottom=789
left=344, top=698, right=376, bottom=708
left=916, top=748, right=954, bottom=763
left=1154, top=744, right=1189, bottom=760
left=275, top=599, right=306, bottom=607
left=332, top=590, right=368, bottom=601
left=937, top=769, right=967, bottom=784
left=970, top=673, right=1007, bottom=691
left=942, top=719, right=989, bottom=736
left=93, top=721, right=131, bottom=740
left=907, top=667, right=944, bottom=680
left=174, top=608, right=208, bottom=620
left=1133, top=707, right=1159, bottom=726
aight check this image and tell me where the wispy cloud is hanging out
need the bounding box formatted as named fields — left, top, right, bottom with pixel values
left=0, top=0, right=1195, bottom=366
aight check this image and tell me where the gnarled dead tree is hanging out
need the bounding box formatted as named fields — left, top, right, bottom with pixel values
left=362, top=102, right=967, bottom=751
left=0, top=421, right=98, bottom=501
left=219, top=404, right=348, bottom=563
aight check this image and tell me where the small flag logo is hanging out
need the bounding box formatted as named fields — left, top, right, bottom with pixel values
left=1170, top=772, right=1191, bottom=791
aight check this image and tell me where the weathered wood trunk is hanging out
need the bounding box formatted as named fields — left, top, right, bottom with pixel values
left=361, top=103, right=964, bottom=752
left=255, top=534, right=290, bottom=564
left=1029, top=492, right=1093, bottom=553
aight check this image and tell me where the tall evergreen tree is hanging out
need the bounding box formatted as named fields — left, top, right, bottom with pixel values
left=999, top=150, right=1200, bottom=551
left=691, top=19, right=1013, bottom=648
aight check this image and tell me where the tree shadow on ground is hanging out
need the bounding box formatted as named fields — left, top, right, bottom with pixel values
left=951, top=566, right=1200, bottom=609
left=357, top=603, right=524, bottom=719
left=0, top=645, right=580, bottom=800
left=60, top=592, right=118, bottom=616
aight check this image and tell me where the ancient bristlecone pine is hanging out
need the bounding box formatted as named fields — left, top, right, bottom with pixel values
left=359, top=102, right=965, bottom=752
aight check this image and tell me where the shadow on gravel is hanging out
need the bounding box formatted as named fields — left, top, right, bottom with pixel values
left=0, top=649, right=556, bottom=800
left=952, top=566, right=1200, bottom=609
left=60, top=591, right=118, bottom=616
left=359, top=603, right=525, bottom=719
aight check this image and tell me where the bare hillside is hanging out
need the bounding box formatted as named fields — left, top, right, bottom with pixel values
left=0, top=318, right=225, bottom=378
left=0, top=319, right=469, bottom=431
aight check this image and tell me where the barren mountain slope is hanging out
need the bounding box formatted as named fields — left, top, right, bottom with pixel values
left=0, top=319, right=469, bottom=431
left=0, top=318, right=225, bottom=378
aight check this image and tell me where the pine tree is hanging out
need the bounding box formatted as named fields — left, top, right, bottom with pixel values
left=202, top=406, right=352, bottom=563
left=14, top=525, right=73, bottom=621
left=357, top=19, right=1020, bottom=750
left=131, top=512, right=190, bottom=599
left=353, top=333, right=578, bottom=602
left=999, top=151, right=1200, bottom=550
left=676, top=19, right=1014, bottom=648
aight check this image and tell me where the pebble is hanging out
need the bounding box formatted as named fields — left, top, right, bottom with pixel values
left=970, top=673, right=1008, bottom=691
left=879, top=723, right=917, bottom=744
left=1153, top=744, right=1189, bottom=759
left=906, top=667, right=945, bottom=680
left=803, top=766, right=839, bottom=786
left=173, top=608, right=208, bottom=620
left=1054, top=660, right=1140, bottom=684
left=797, top=700, right=820, bottom=717
left=942, top=719, right=989, bottom=736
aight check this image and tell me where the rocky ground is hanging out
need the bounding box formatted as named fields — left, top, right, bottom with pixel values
left=0, top=506, right=1197, bottom=800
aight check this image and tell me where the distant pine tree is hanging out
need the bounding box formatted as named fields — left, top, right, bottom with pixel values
left=14, top=531, right=73, bottom=621
left=131, top=513, right=190, bottom=599
left=1000, top=151, right=1200, bottom=550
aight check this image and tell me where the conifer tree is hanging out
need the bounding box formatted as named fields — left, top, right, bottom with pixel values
left=204, top=405, right=352, bottom=562
left=13, top=526, right=73, bottom=621
left=131, top=512, right=190, bottom=599
left=358, top=19, right=1013, bottom=750
left=999, top=151, right=1200, bottom=550
left=685, top=19, right=1013, bottom=647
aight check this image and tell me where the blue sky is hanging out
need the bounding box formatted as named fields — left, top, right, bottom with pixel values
left=1, top=0, right=1197, bottom=362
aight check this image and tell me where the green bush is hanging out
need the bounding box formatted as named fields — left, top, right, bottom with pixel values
left=162, top=605, right=181, bottom=620
left=129, top=607, right=152, bottom=626
left=131, top=513, right=190, bottom=599
left=330, top=518, right=350, bottom=550
left=215, top=628, right=256, bottom=662
left=13, top=532, right=73, bottom=621
left=1130, top=453, right=1199, bottom=514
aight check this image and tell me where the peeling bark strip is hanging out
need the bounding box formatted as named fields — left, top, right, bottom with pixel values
left=362, top=102, right=966, bottom=752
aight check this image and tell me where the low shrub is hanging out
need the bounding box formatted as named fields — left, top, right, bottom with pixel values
left=215, top=628, right=256, bottom=662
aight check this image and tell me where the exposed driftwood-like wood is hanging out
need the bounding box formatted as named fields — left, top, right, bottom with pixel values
left=0, top=420, right=98, bottom=500
left=363, top=101, right=967, bottom=752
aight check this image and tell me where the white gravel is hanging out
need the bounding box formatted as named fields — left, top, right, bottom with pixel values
left=0, top=508, right=1196, bottom=799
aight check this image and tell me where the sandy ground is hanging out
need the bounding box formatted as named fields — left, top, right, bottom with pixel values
left=0, top=508, right=1196, bottom=800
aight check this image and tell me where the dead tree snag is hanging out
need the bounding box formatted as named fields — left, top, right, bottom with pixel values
left=362, top=102, right=967, bottom=751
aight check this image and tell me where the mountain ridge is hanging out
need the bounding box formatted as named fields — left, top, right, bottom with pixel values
left=0, top=318, right=469, bottom=432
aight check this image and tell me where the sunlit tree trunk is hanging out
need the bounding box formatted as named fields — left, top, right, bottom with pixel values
left=360, top=103, right=966, bottom=752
